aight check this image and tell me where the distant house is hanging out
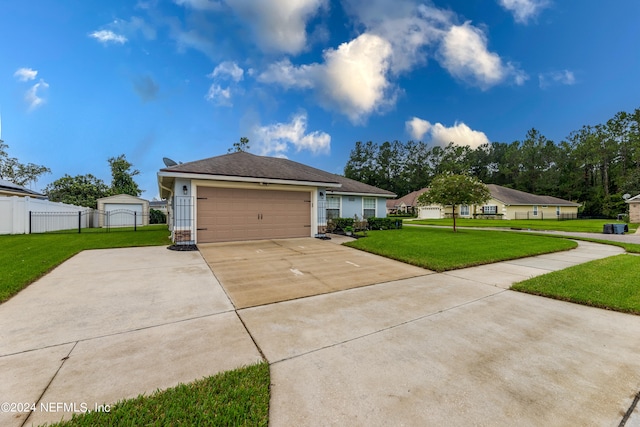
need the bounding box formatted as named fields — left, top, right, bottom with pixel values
left=388, top=184, right=580, bottom=220
left=627, top=194, right=640, bottom=223
left=482, top=185, right=581, bottom=220
left=386, top=188, right=427, bottom=215
left=0, top=179, right=46, bottom=199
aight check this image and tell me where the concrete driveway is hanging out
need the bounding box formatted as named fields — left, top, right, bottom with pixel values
left=198, top=237, right=431, bottom=308
left=2, top=238, right=640, bottom=426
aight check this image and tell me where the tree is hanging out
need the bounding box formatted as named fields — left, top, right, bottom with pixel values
left=44, top=174, right=110, bottom=208
left=0, top=142, right=51, bottom=187
left=109, top=154, right=141, bottom=196
left=228, top=137, right=250, bottom=153
left=417, top=174, right=491, bottom=232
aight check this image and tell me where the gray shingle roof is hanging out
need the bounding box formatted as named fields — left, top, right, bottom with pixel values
left=161, top=152, right=339, bottom=184
left=0, top=179, right=45, bottom=197
left=487, top=184, right=580, bottom=206
left=159, top=152, right=395, bottom=196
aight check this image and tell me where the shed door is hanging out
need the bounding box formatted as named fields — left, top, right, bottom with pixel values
left=105, top=203, right=143, bottom=226
left=196, top=187, right=311, bottom=243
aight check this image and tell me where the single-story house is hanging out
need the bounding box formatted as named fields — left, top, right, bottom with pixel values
left=386, top=188, right=428, bottom=215
left=627, top=194, right=640, bottom=223
left=157, top=152, right=395, bottom=244
left=0, top=179, right=46, bottom=198
left=96, top=194, right=150, bottom=227
left=390, top=184, right=580, bottom=220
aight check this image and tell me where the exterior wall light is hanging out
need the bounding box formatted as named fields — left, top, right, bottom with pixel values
left=182, top=185, right=188, bottom=195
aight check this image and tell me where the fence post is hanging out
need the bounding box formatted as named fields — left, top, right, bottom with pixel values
left=134, top=211, right=137, bottom=232
left=29, top=211, right=32, bottom=234
left=78, top=211, right=82, bottom=233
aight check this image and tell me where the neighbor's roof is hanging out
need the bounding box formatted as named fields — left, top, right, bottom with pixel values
left=626, top=194, right=640, bottom=203
left=386, top=187, right=429, bottom=209
left=159, top=152, right=395, bottom=197
left=487, top=184, right=580, bottom=206
left=0, top=179, right=45, bottom=198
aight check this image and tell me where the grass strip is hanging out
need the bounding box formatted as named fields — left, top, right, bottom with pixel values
left=47, top=362, right=270, bottom=427
left=343, top=227, right=577, bottom=272
left=512, top=254, right=640, bottom=314
left=407, top=218, right=637, bottom=233
left=0, top=225, right=171, bottom=302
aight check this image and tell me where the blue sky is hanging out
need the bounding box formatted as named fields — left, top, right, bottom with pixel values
left=2, top=0, right=639, bottom=199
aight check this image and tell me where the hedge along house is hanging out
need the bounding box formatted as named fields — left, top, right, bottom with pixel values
left=157, top=152, right=395, bottom=244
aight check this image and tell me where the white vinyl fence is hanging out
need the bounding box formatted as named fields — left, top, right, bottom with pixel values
left=0, top=196, right=90, bottom=234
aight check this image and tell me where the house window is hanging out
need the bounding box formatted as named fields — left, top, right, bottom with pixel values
left=533, top=205, right=538, bottom=216
left=483, top=205, right=497, bottom=215
left=363, top=197, right=376, bottom=219
left=460, top=205, right=470, bottom=216
left=327, top=196, right=341, bottom=219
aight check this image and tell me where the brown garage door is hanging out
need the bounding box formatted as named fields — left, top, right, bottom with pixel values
left=196, top=187, right=311, bottom=243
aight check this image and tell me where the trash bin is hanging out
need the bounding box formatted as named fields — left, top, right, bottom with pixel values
left=612, top=223, right=626, bottom=234
left=603, top=224, right=614, bottom=234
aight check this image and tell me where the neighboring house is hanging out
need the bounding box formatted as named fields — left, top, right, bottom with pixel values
left=0, top=179, right=46, bottom=198
left=96, top=194, right=150, bottom=227
left=390, top=184, right=580, bottom=220
left=482, top=184, right=580, bottom=219
left=386, top=188, right=428, bottom=215
left=157, top=152, right=395, bottom=244
left=627, top=194, right=640, bottom=223
left=149, top=199, right=168, bottom=215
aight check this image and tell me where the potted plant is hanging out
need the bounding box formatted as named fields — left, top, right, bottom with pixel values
left=344, top=225, right=353, bottom=236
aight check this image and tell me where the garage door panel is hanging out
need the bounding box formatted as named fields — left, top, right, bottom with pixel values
left=196, top=187, right=311, bottom=243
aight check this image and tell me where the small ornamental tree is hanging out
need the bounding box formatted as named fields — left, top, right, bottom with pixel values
left=417, top=173, right=491, bottom=232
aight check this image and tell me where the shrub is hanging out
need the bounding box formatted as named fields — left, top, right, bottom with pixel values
left=332, top=217, right=355, bottom=231
left=150, top=208, right=167, bottom=224
left=367, top=217, right=403, bottom=230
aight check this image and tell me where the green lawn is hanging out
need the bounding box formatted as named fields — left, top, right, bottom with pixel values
left=48, top=362, right=270, bottom=427
left=407, top=218, right=637, bottom=233
left=0, top=225, right=171, bottom=302
left=512, top=254, right=640, bottom=314
left=344, top=227, right=577, bottom=272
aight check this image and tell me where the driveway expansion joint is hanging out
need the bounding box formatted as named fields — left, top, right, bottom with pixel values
left=619, top=390, right=640, bottom=426
left=267, top=289, right=508, bottom=365
left=21, top=342, right=77, bottom=427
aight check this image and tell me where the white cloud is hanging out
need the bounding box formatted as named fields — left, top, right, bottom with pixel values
left=258, top=59, right=317, bottom=89
left=252, top=112, right=330, bottom=157
left=173, top=0, right=224, bottom=10
left=210, top=61, right=244, bottom=82
left=438, top=22, right=527, bottom=89
left=205, top=84, right=232, bottom=106
left=498, top=0, right=550, bottom=24
left=539, top=70, right=576, bottom=88
left=259, top=33, right=395, bottom=124
left=406, top=117, right=489, bottom=148
left=225, top=0, right=327, bottom=54
left=14, top=68, right=38, bottom=82
left=89, top=30, right=128, bottom=44
left=25, top=79, right=49, bottom=111
left=405, top=117, right=432, bottom=140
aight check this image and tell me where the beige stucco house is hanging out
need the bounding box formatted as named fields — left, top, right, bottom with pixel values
left=389, top=184, right=580, bottom=220
left=626, top=194, right=640, bottom=223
